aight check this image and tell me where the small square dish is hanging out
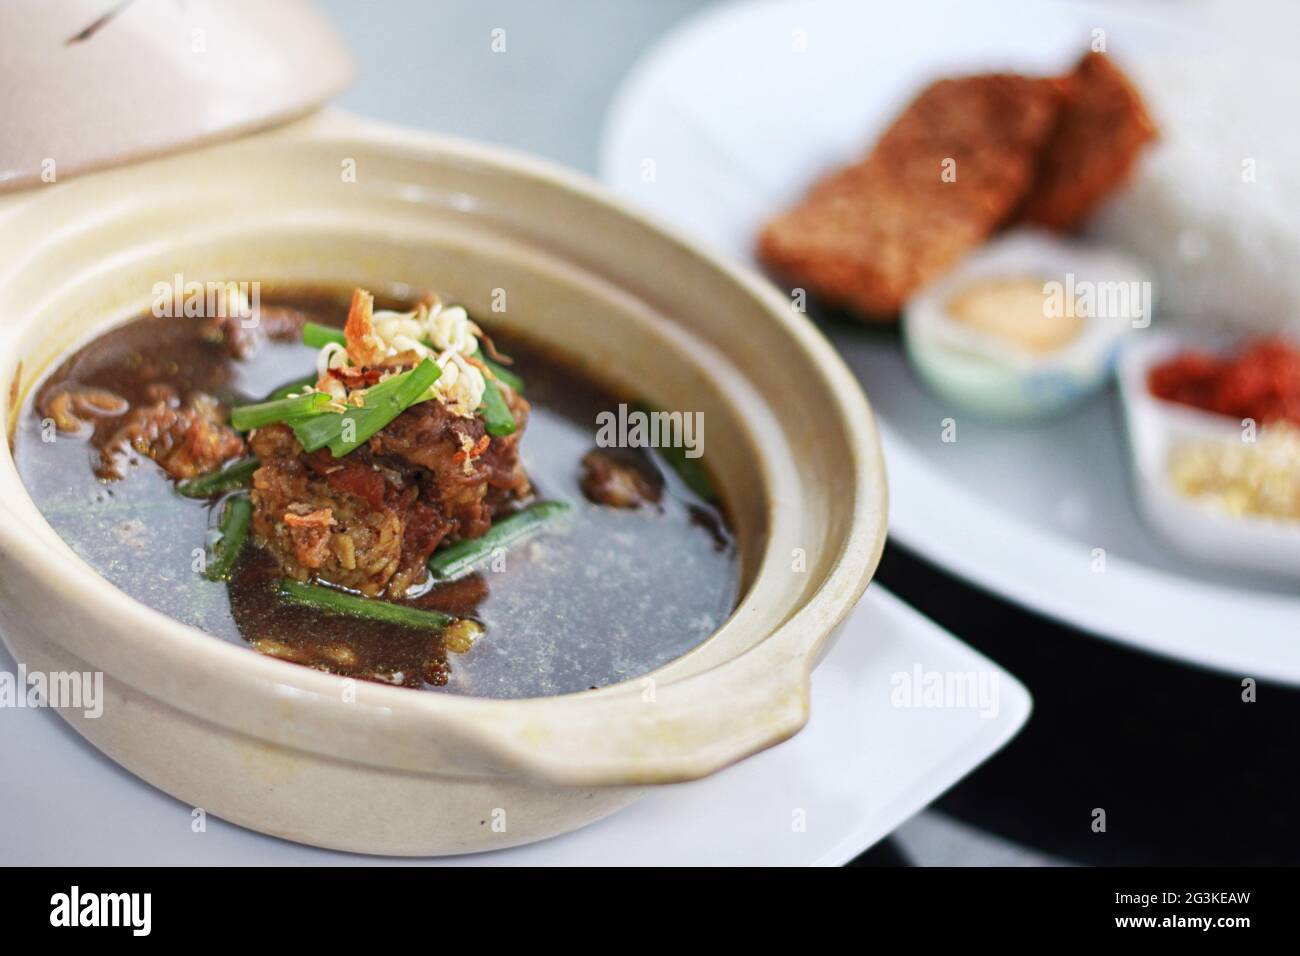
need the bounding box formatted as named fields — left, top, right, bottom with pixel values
left=1118, top=329, right=1300, bottom=579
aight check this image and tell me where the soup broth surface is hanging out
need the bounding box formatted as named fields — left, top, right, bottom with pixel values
left=15, top=291, right=738, bottom=698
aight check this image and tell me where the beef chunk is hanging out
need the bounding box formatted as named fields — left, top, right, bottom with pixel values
left=367, top=402, right=494, bottom=541
left=250, top=425, right=415, bottom=596
left=580, top=448, right=663, bottom=509
left=98, top=393, right=244, bottom=481
left=249, top=384, right=530, bottom=597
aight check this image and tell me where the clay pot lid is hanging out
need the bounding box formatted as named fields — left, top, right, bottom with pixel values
left=0, top=0, right=354, bottom=194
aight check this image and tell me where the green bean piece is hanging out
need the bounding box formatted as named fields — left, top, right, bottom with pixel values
left=230, top=391, right=332, bottom=431
left=481, top=357, right=525, bottom=393
left=479, top=377, right=517, bottom=436
left=176, top=456, right=261, bottom=499
left=264, top=374, right=318, bottom=402
left=276, top=579, right=453, bottom=630
left=290, top=359, right=442, bottom=456
left=654, top=445, right=715, bottom=503
left=302, top=321, right=346, bottom=349
left=206, top=495, right=252, bottom=582
left=428, top=500, right=571, bottom=580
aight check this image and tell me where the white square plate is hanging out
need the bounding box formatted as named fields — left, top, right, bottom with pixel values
left=0, top=587, right=1029, bottom=865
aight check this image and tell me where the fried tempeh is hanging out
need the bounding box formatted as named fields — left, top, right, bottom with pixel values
left=757, top=73, right=1064, bottom=319
left=1018, top=51, right=1158, bottom=231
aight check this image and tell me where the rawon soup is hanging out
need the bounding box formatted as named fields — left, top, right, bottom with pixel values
left=14, top=287, right=738, bottom=698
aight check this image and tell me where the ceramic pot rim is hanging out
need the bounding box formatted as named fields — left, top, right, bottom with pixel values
left=0, top=112, right=888, bottom=787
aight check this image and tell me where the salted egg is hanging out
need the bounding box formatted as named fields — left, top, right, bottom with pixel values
left=902, top=229, right=1153, bottom=420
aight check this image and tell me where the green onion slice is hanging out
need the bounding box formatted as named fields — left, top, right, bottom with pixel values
left=479, top=378, right=517, bottom=437
left=205, top=494, right=252, bottom=582
left=177, top=456, right=260, bottom=499
left=291, top=358, right=441, bottom=457
left=302, top=321, right=346, bottom=349
left=276, top=579, right=453, bottom=630
left=231, top=391, right=332, bottom=431
left=428, top=500, right=571, bottom=580
left=634, top=402, right=716, bottom=502
left=481, top=357, right=525, bottom=393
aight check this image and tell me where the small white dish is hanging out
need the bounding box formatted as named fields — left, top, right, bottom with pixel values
left=903, top=229, right=1151, bottom=421
left=1118, top=330, right=1300, bottom=579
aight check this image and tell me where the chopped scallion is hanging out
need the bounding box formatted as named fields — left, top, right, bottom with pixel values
left=177, top=456, right=260, bottom=499
left=302, top=321, right=346, bottom=349
left=634, top=402, right=716, bottom=502
left=481, top=357, right=525, bottom=393
left=428, top=500, right=571, bottom=580
left=276, top=579, right=453, bottom=630
left=479, top=378, right=517, bottom=436
left=205, top=495, right=252, bottom=581
left=290, top=358, right=441, bottom=457
left=231, top=391, right=332, bottom=431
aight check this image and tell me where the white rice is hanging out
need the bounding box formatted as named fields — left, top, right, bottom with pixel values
left=1090, top=53, right=1300, bottom=335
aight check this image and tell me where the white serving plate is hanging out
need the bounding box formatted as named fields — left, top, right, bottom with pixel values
left=598, top=0, right=1300, bottom=683
left=0, top=587, right=1029, bottom=866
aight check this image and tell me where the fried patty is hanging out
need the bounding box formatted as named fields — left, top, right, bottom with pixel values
left=758, top=73, right=1064, bottom=319
left=757, top=52, right=1155, bottom=321
left=1018, top=51, right=1158, bottom=230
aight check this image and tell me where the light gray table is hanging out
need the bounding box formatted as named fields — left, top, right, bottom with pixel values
left=323, top=0, right=708, bottom=175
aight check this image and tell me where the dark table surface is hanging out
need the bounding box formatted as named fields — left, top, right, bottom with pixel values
left=854, top=541, right=1297, bottom=866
